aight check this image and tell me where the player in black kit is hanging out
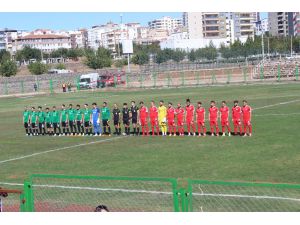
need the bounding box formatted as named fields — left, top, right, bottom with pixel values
left=130, top=101, right=140, bottom=135
left=122, top=103, right=130, bottom=135
left=112, top=103, right=121, bottom=135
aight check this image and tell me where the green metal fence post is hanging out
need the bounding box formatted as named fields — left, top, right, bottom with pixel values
left=260, top=65, right=264, bottom=80
left=179, top=188, right=189, bottom=212
left=167, top=72, right=171, bottom=88
left=226, top=69, right=231, bottom=84
left=243, top=67, right=247, bottom=83
left=277, top=64, right=281, bottom=81
left=4, top=81, right=8, bottom=95
left=196, top=71, right=200, bottom=86
left=140, top=73, right=143, bottom=88
left=76, top=76, right=80, bottom=90
left=49, top=79, right=54, bottom=94
left=23, top=180, right=34, bottom=212
left=37, top=79, right=40, bottom=92
left=114, top=74, right=117, bottom=88
left=181, top=72, right=185, bottom=87
left=20, top=81, right=24, bottom=94
left=211, top=71, right=217, bottom=84
left=153, top=72, right=157, bottom=88
left=126, top=73, right=130, bottom=88
left=295, top=65, right=299, bottom=80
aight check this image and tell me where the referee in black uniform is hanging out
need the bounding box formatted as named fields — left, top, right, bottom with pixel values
left=130, top=101, right=140, bottom=136
left=112, top=103, right=121, bottom=135
left=122, top=103, right=130, bottom=135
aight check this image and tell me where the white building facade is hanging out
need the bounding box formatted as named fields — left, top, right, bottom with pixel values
left=148, top=16, right=182, bottom=32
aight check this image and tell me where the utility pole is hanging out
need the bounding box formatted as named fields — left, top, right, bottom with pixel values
left=261, top=25, right=265, bottom=63
left=291, top=35, right=293, bottom=57
left=268, top=37, right=270, bottom=60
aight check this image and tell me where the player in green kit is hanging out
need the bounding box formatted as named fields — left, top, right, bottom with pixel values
left=101, top=102, right=111, bottom=136
left=75, top=104, right=83, bottom=136
left=83, top=103, right=92, bottom=136
left=23, top=106, right=31, bottom=136
left=45, top=107, right=53, bottom=135
left=30, top=107, right=38, bottom=136
left=68, top=104, right=76, bottom=136
left=52, top=106, right=61, bottom=136
left=60, top=104, right=69, bottom=136
left=37, top=106, right=46, bottom=135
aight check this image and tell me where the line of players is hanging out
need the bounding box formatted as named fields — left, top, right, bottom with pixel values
left=22, top=99, right=252, bottom=137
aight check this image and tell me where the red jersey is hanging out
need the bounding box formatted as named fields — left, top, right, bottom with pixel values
left=167, top=107, right=175, bottom=121
left=149, top=106, right=158, bottom=119
left=219, top=106, right=229, bottom=121
left=232, top=106, right=242, bottom=120
left=139, top=106, right=148, bottom=119
left=209, top=106, right=218, bottom=121
left=196, top=107, right=205, bottom=122
left=242, top=105, right=252, bottom=121
left=185, top=104, right=195, bottom=119
left=175, top=107, right=185, bottom=121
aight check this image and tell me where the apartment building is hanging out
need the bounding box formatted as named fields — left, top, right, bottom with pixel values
left=268, top=12, right=294, bottom=36
left=255, top=18, right=269, bottom=35
left=230, top=12, right=257, bottom=42
left=0, top=30, right=5, bottom=50
left=148, top=16, right=182, bottom=32
left=16, top=31, right=71, bottom=53
left=293, top=12, right=300, bottom=36
left=70, top=29, right=88, bottom=49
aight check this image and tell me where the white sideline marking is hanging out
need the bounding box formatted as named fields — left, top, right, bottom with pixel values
left=0, top=136, right=125, bottom=165
left=254, top=112, right=300, bottom=117
left=253, top=99, right=300, bottom=111
left=1, top=182, right=300, bottom=203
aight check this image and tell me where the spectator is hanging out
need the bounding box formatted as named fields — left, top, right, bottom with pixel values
left=67, top=82, right=72, bottom=92
left=62, top=83, right=66, bottom=93
left=34, top=83, right=38, bottom=92
left=94, top=204, right=109, bottom=212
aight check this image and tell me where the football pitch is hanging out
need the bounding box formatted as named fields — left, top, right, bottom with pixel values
left=0, top=82, right=300, bottom=188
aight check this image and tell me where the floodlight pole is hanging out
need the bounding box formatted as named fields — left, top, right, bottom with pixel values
left=261, top=27, right=265, bottom=63
left=127, top=53, right=130, bottom=73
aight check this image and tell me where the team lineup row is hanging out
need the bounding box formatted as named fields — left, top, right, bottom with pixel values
left=22, top=99, right=252, bottom=137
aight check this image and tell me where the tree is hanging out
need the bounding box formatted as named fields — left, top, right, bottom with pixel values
left=55, top=63, right=66, bottom=70
left=15, top=46, right=42, bottom=62
left=172, top=49, right=185, bottom=62
left=0, top=60, right=17, bottom=77
left=114, top=59, right=127, bottom=68
left=50, top=48, right=69, bottom=58
left=28, top=62, right=49, bottom=75
left=202, top=41, right=217, bottom=60
left=0, top=50, right=11, bottom=64
left=219, top=43, right=232, bottom=59
left=85, top=47, right=112, bottom=69
left=131, top=51, right=149, bottom=65
left=188, top=49, right=196, bottom=62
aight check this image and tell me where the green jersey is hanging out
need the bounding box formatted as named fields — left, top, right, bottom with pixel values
left=52, top=110, right=60, bottom=123
left=45, top=112, right=52, bottom=123
left=31, top=111, right=38, bottom=123
left=23, top=110, right=31, bottom=123
left=75, top=109, right=83, bottom=121
left=68, top=108, right=75, bottom=121
left=61, top=109, right=68, bottom=122
left=83, top=109, right=91, bottom=122
left=101, top=107, right=110, bottom=120
left=37, top=111, right=46, bottom=123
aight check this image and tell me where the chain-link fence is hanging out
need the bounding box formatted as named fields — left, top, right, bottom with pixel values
left=187, top=179, right=300, bottom=212
left=1, top=63, right=299, bottom=96
left=28, top=174, right=179, bottom=212
left=0, top=185, right=24, bottom=212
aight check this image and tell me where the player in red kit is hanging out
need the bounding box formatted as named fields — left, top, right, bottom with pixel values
left=185, top=99, right=196, bottom=136
left=149, top=101, right=159, bottom=136
left=232, top=100, right=243, bottom=136
left=196, top=102, right=206, bottom=136
left=167, top=102, right=176, bottom=136
left=242, top=100, right=252, bottom=137
left=209, top=101, right=220, bottom=136
left=175, top=103, right=185, bottom=136
left=220, top=101, right=231, bottom=136
left=139, top=101, right=149, bottom=136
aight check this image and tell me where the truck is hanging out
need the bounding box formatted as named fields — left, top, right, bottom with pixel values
left=79, top=73, right=99, bottom=89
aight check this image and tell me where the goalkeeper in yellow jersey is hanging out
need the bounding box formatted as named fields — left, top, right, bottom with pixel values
left=158, top=100, right=167, bottom=136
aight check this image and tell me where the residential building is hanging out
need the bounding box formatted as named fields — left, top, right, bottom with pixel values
left=183, top=12, right=204, bottom=39
left=148, top=16, right=182, bottom=32
left=69, top=29, right=88, bottom=49
left=230, top=12, right=257, bottom=42
left=268, top=12, right=294, bottom=36
left=0, top=30, right=5, bottom=50
left=293, top=12, right=300, bottom=36
left=16, top=31, right=71, bottom=53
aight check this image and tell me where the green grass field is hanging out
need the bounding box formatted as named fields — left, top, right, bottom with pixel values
left=0, top=83, right=300, bottom=211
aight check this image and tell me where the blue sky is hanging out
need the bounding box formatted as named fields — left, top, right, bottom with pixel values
left=0, top=12, right=268, bottom=31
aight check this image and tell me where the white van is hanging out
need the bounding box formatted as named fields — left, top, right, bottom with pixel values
left=79, top=73, right=99, bottom=89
